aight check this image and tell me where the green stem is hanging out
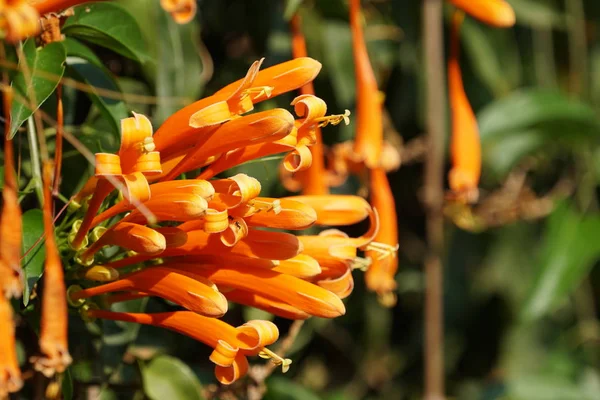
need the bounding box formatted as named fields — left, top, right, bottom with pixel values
left=27, top=116, right=43, bottom=205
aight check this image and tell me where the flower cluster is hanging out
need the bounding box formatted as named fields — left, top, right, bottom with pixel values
left=63, top=57, right=384, bottom=385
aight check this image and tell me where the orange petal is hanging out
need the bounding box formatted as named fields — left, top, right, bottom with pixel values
left=0, top=163, right=23, bottom=297
left=282, top=144, right=313, bottom=172
left=239, top=198, right=317, bottom=230
left=95, top=153, right=122, bottom=177
left=71, top=267, right=228, bottom=317
left=164, top=263, right=346, bottom=318
left=92, top=180, right=214, bottom=227
left=215, top=58, right=322, bottom=103
left=155, top=227, right=188, bottom=248
left=0, top=295, right=22, bottom=396
left=224, top=289, right=310, bottom=320
left=290, top=14, right=317, bottom=96
left=349, top=0, right=383, bottom=169
left=81, top=223, right=166, bottom=262
left=448, top=12, right=481, bottom=203
left=285, top=195, right=371, bottom=225
left=33, top=164, right=72, bottom=377
left=274, top=254, right=322, bottom=279
left=160, top=0, right=197, bottom=24
left=124, top=193, right=208, bottom=224
left=449, top=0, right=516, bottom=28
left=161, top=109, right=294, bottom=181
left=314, top=267, right=354, bottom=299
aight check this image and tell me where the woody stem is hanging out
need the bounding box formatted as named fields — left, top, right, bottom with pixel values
left=422, top=0, right=446, bottom=399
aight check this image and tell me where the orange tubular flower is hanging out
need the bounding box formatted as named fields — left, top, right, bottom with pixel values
left=161, top=263, right=346, bottom=318
left=286, top=195, right=371, bottom=226
left=289, top=13, right=328, bottom=195
left=153, top=57, right=322, bottom=159
left=86, top=310, right=283, bottom=384
left=31, top=163, right=72, bottom=377
left=0, top=89, right=23, bottom=298
left=160, top=0, right=196, bottom=24
left=0, top=295, right=22, bottom=396
left=29, top=0, right=98, bottom=15
left=349, top=0, right=383, bottom=169
left=448, top=0, right=516, bottom=28
left=70, top=266, right=228, bottom=317
left=365, top=168, right=399, bottom=306
left=72, top=113, right=161, bottom=249
left=1, top=1, right=40, bottom=42
left=448, top=12, right=481, bottom=203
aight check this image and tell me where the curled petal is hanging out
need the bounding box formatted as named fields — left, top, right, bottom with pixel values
left=220, top=217, right=249, bottom=247
left=237, top=320, right=280, bottom=351
left=119, top=172, right=151, bottom=205
left=286, top=195, right=371, bottom=226
left=291, top=95, right=327, bottom=145
left=95, top=153, right=122, bottom=177
left=314, top=268, right=354, bottom=299
left=130, top=152, right=162, bottom=175
left=119, top=113, right=153, bottom=154
left=71, top=267, right=228, bottom=317
left=166, top=263, right=346, bottom=318
left=215, top=353, right=249, bottom=385
left=212, top=174, right=262, bottom=206
left=210, top=341, right=239, bottom=367
left=282, top=145, right=312, bottom=172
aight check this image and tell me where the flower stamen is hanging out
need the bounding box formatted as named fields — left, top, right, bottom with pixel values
left=315, top=109, right=351, bottom=128
left=258, top=347, right=292, bottom=373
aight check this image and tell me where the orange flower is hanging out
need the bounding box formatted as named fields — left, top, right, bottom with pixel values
left=289, top=13, right=328, bottom=195
left=0, top=294, right=22, bottom=396
left=364, top=168, right=399, bottom=306
left=448, top=12, right=481, bottom=203
left=85, top=310, right=284, bottom=384
left=29, top=0, right=90, bottom=15
left=31, top=163, right=72, bottom=377
left=448, top=0, right=515, bottom=28
left=70, top=266, right=228, bottom=317
left=72, top=113, right=161, bottom=249
left=1, top=0, right=40, bottom=42
left=161, top=263, right=346, bottom=318
left=160, top=0, right=196, bottom=24
left=349, top=0, right=383, bottom=169
left=0, top=88, right=23, bottom=298
left=286, top=195, right=372, bottom=226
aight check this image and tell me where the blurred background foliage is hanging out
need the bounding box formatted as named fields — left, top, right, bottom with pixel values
left=11, top=0, right=600, bottom=399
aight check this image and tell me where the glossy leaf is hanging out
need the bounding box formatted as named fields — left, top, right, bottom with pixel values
left=21, top=209, right=45, bottom=306
left=63, top=2, right=150, bottom=63
left=10, top=40, right=66, bottom=137
left=523, top=202, right=600, bottom=321
left=141, top=355, right=204, bottom=400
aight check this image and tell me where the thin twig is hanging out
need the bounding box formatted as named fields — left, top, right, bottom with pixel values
left=422, top=0, right=446, bottom=399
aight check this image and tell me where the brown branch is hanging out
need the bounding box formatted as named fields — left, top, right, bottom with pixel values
left=422, top=0, right=446, bottom=399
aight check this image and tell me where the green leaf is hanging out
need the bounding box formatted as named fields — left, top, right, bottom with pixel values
left=506, top=0, right=566, bottom=29
left=10, top=40, right=66, bottom=137
left=284, top=0, right=304, bottom=20
left=62, top=368, right=73, bottom=400
left=478, top=89, right=600, bottom=140
left=21, top=209, right=45, bottom=306
left=65, top=39, right=129, bottom=134
left=141, top=355, right=204, bottom=400
left=63, top=3, right=150, bottom=63
left=264, top=377, right=322, bottom=400
left=522, top=202, right=600, bottom=320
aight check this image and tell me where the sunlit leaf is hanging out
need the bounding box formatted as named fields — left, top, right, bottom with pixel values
left=63, top=2, right=150, bottom=63
left=141, top=355, right=204, bottom=400
left=10, top=39, right=66, bottom=137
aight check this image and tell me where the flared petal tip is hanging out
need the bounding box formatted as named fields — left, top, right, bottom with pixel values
left=30, top=347, right=73, bottom=378
left=494, top=6, right=516, bottom=28
left=0, top=368, right=23, bottom=397
left=186, top=289, right=229, bottom=318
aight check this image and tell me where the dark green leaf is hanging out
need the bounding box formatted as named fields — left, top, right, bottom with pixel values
left=10, top=40, right=66, bottom=137
left=63, top=3, right=150, bottom=63
left=65, top=52, right=129, bottom=135
left=62, top=368, right=73, bottom=400
left=523, top=202, right=600, bottom=320
left=141, top=355, right=204, bottom=400
left=264, top=377, right=322, bottom=400
left=21, top=209, right=45, bottom=306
